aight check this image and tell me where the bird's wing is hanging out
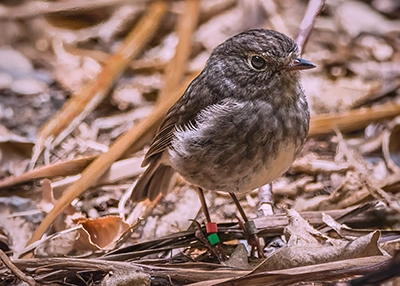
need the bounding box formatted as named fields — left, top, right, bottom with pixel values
left=142, top=114, right=178, bottom=166
left=142, top=72, right=215, bottom=166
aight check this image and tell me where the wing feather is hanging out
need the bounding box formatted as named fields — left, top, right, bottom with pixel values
left=142, top=72, right=215, bottom=166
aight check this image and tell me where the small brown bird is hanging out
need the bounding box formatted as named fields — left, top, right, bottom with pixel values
left=131, top=29, right=315, bottom=256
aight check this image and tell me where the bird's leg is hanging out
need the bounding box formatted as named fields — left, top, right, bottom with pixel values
left=196, top=187, right=227, bottom=261
left=229, top=192, right=264, bottom=258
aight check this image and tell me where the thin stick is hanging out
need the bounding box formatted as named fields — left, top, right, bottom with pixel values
left=159, top=0, right=201, bottom=101
left=0, top=249, right=39, bottom=286
left=296, top=0, right=325, bottom=54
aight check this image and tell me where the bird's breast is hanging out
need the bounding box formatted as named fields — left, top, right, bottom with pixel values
left=168, top=98, right=308, bottom=193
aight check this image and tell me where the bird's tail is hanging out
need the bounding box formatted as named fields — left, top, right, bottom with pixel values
left=131, top=161, right=176, bottom=202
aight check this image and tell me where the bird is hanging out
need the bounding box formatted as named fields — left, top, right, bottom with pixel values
left=131, top=28, right=315, bottom=257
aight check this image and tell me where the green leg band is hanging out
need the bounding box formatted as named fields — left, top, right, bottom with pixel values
left=207, top=233, right=221, bottom=245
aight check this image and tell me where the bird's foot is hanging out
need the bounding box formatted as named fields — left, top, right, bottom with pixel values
left=239, top=219, right=265, bottom=258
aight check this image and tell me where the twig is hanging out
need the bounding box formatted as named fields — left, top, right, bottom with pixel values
left=0, top=156, right=96, bottom=190
left=159, top=0, right=201, bottom=101
left=296, top=0, right=325, bottom=54
left=309, top=102, right=400, bottom=136
left=0, top=249, right=39, bottom=286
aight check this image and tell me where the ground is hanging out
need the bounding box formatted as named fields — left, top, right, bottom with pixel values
left=0, top=0, right=400, bottom=285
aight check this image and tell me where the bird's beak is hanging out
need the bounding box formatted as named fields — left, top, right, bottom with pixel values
left=286, top=58, right=316, bottom=71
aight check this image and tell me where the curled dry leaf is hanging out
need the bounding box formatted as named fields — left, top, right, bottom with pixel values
left=254, top=209, right=385, bottom=272
left=73, top=216, right=130, bottom=251
left=30, top=217, right=131, bottom=257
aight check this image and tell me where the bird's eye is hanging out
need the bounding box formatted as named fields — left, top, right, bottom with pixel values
left=249, top=55, right=267, bottom=71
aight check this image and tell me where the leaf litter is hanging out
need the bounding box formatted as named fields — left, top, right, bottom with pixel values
left=0, top=0, right=400, bottom=285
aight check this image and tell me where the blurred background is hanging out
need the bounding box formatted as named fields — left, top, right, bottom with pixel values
left=1, top=0, right=400, bottom=284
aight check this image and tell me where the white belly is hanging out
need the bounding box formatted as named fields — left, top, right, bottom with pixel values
left=241, top=142, right=297, bottom=191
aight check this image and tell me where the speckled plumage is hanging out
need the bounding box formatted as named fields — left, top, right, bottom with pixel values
left=131, top=29, right=314, bottom=202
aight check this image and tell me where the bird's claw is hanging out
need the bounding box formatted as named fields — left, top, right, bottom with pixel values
left=240, top=219, right=265, bottom=258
